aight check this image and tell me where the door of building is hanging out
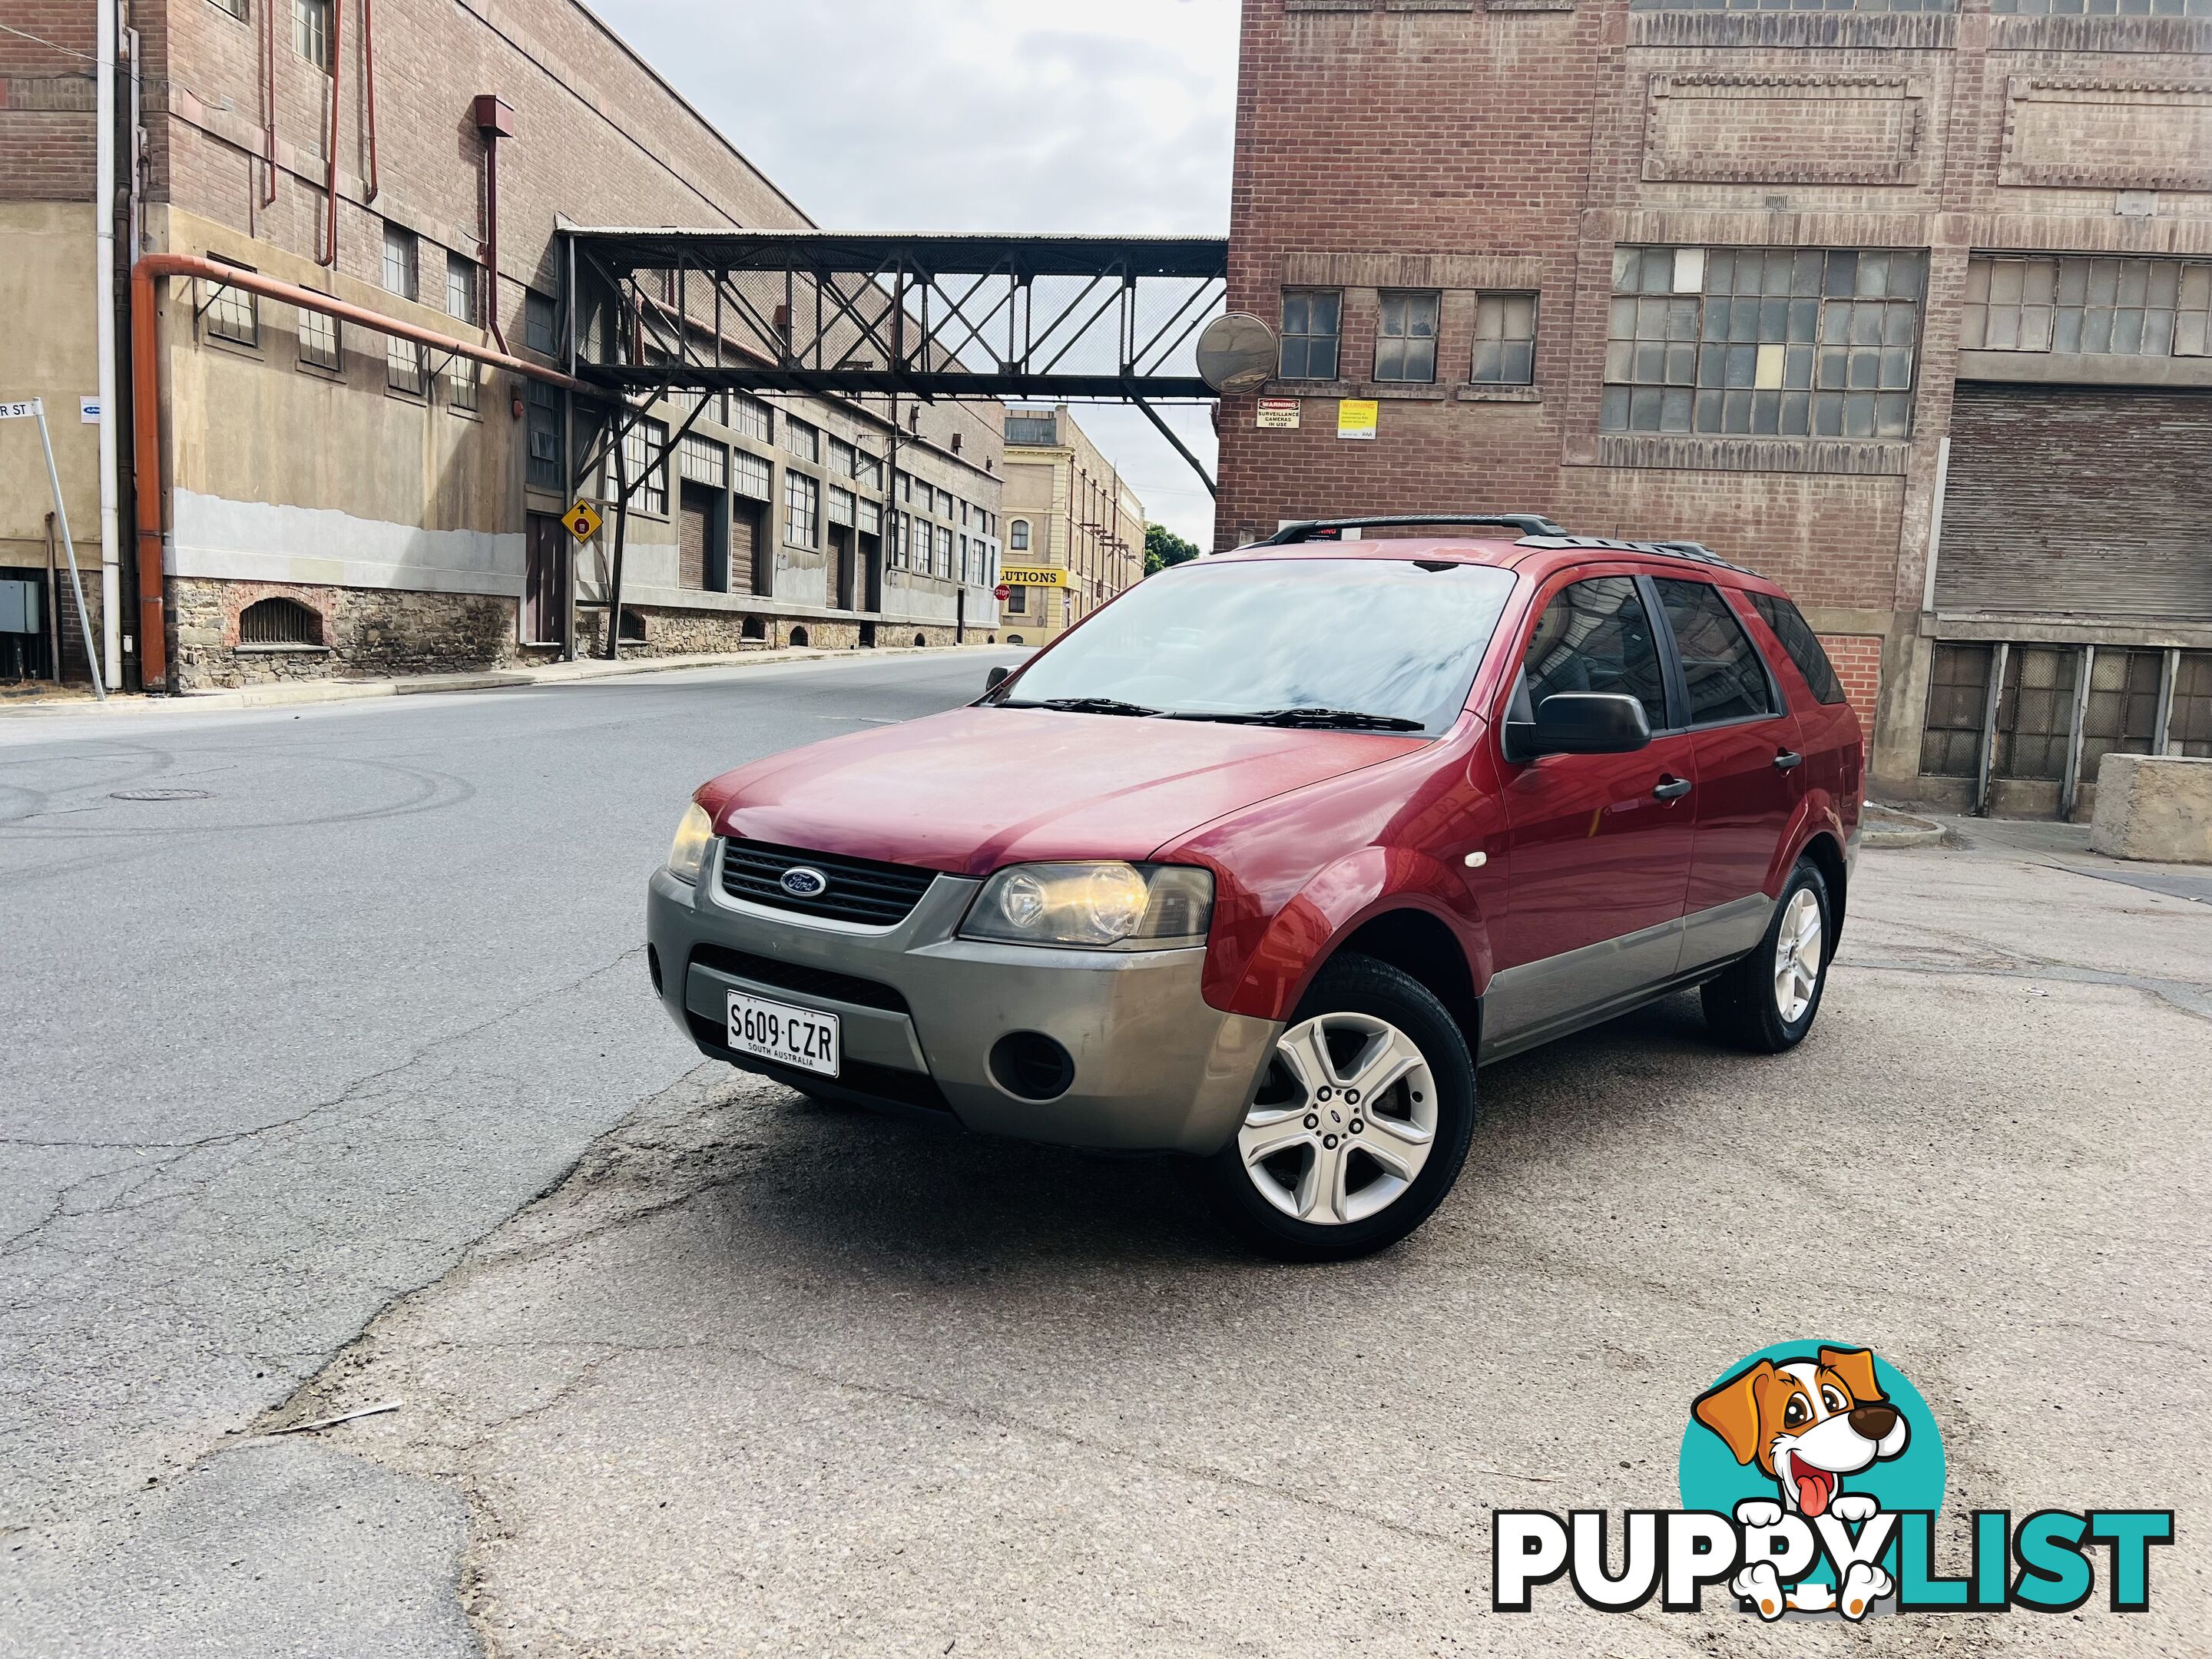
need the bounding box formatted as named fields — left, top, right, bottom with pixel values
left=524, top=515, right=568, bottom=647
left=677, top=482, right=721, bottom=591
left=1939, top=384, right=2212, bottom=618
left=827, top=524, right=853, bottom=610
left=728, top=500, right=760, bottom=596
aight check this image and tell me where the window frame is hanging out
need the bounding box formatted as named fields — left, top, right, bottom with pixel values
left=1744, top=591, right=1849, bottom=706
left=1008, top=518, right=1031, bottom=553
left=296, top=304, right=339, bottom=371
left=1278, top=289, right=1343, bottom=382
left=1507, top=571, right=1675, bottom=738
left=783, top=469, right=820, bottom=548
left=292, top=0, right=330, bottom=71
left=621, top=418, right=669, bottom=517
left=201, top=260, right=260, bottom=348
left=1649, top=575, right=1783, bottom=731
left=382, top=224, right=419, bottom=303
left=1470, top=290, right=1539, bottom=387
left=1373, top=289, right=1442, bottom=386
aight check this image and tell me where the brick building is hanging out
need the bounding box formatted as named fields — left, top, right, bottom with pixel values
left=1220, top=0, right=2212, bottom=817
left=997, top=405, right=1145, bottom=647
left=1, top=0, right=1002, bottom=694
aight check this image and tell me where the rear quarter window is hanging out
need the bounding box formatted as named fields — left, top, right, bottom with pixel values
left=1747, top=592, right=1849, bottom=706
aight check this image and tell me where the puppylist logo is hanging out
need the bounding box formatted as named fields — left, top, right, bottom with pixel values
left=1494, top=1340, right=2172, bottom=1621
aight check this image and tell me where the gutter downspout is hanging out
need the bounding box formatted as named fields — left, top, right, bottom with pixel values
left=361, top=0, right=379, bottom=201
left=130, top=253, right=588, bottom=690
left=472, top=97, right=515, bottom=353
left=260, top=0, right=276, bottom=205
left=96, top=0, right=121, bottom=688
left=320, top=0, right=342, bottom=267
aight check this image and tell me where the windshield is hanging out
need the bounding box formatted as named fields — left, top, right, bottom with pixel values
left=993, top=557, right=1518, bottom=735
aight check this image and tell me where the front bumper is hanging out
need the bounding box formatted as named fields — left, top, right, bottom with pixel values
left=644, top=847, right=1280, bottom=1154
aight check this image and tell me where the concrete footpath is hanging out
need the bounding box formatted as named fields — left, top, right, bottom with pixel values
left=0, top=641, right=1016, bottom=718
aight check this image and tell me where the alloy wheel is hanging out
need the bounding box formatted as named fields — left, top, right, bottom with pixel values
left=1773, top=886, right=1824, bottom=1024
left=1236, top=1012, right=1438, bottom=1225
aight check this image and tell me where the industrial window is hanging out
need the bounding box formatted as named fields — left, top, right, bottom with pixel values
left=1005, top=412, right=1057, bottom=445
left=1962, top=256, right=2212, bottom=358
left=1994, top=0, right=2206, bottom=12
left=203, top=265, right=258, bottom=346
left=854, top=449, right=882, bottom=491
left=292, top=0, right=329, bottom=70
left=624, top=419, right=668, bottom=515
left=784, top=471, right=820, bottom=547
left=446, top=356, right=478, bottom=413
left=239, top=596, right=321, bottom=646
left=1992, top=647, right=2077, bottom=781
left=1747, top=592, right=1848, bottom=704
left=1373, top=291, right=1440, bottom=384
left=1604, top=245, right=1926, bottom=439
left=827, top=436, right=856, bottom=478
left=2171, top=652, right=2212, bottom=758
left=936, top=523, right=955, bottom=579
left=1470, top=293, right=1538, bottom=386
left=525, top=382, right=561, bottom=490
left=724, top=393, right=771, bottom=444
left=445, top=252, right=476, bottom=326
left=731, top=449, right=771, bottom=502
left=1919, top=644, right=1992, bottom=777
left=784, top=417, right=820, bottom=464
left=386, top=337, right=426, bottom=396
left=209, top=0, right=248, bottom=22
left=1009, top=519, right=1031, bottom=552
left=525, top=291, right=556, bottom=356
left=1631, top=0, right=1955, bottom=9
left=679, top=432, right=727, bottom=488
left=382, top=224, right=418, bottom=302
left=1278, top=291, right=1342, bottom=381
left=1654, top=578, right=1774, bottom=724
left=891, top=513, right=909, bottom=569
left=2080, top=648, right=2164, bottom=778
left=827, top=484, right=856, bottom=525
left=1005, top=584, right=1028, bottom=614
left=297, top=306, right=339, bottom=369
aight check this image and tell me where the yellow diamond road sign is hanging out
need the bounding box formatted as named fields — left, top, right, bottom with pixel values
left=561, top=501, right=603, bottom=542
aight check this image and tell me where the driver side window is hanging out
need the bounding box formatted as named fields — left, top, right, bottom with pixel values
left=1515, top=576, right=1668, bottom=731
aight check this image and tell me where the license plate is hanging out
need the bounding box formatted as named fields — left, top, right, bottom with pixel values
left=725, top=989, right=841, bottom=1078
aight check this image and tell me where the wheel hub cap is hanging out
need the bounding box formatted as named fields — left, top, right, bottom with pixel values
left=1773, top=887, right=1823, bottom=1024
left=1237, top=1011, right=1438, bottom=1226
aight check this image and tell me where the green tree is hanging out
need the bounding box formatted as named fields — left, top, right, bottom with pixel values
left=1144, top=522, right=1200, bottom=577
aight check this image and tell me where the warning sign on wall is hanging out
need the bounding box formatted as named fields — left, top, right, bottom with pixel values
left=1256, top=398, right=1301, bottom=429
left=1336, top=399, right=1378, bottom=440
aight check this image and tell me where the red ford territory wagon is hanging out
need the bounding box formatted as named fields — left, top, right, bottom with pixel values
left=647, top=514, right=1864, bottom=1260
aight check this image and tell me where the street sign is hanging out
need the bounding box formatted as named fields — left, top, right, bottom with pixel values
left=993, top=583, right=1011, bottom=602
left=0, top=400, right=38, bottom=420
left=561, top=501, right=603, bottom=541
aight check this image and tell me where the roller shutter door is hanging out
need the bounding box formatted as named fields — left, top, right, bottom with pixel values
left=1937, top=384, right=2212, bottom=618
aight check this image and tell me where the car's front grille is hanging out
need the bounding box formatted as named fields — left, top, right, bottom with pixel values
left=718, top=837, right=939, bottom=926
left=688, top=943, right=909, bottom=1015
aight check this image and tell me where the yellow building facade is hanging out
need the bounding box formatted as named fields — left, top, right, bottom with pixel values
left=997, top=407, right=1144, bottom=647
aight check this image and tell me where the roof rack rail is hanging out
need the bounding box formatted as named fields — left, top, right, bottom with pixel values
left=1255, top=512, right=1567, bottom=545
left=1513, top=533, right=1753, bottom=575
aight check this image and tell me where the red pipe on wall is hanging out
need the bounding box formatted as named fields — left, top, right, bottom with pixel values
left=472, top=96, right=515, bottom=352
left=130, top=253, right=590, bottom=690
left=260, top=0, right=276, bottom=206
left=361, top=0, right=379, bottom=201
left=320, top=0, right=342, bottom=266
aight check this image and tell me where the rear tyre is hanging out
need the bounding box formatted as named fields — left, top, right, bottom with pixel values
left=1204, top=953, right=1476, bottom=1263
left=1701, top=859, right=1831, bottom=1054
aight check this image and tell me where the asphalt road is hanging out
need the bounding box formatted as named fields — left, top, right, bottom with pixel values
left=0, top=649, right=1022, bottom=1654
left=7, top=664, right=2210, bottom=1657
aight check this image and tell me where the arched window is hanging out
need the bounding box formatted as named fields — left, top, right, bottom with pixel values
left=619, top=608, right=647, bottom=642
left=789, top=624, right=810, bottom=647
left=238, top=596, right=322, bottom=646
left=740, top=615, right=765, bottom=641
left=1008, top=519, right=1031, bottom=552
left=913, top=632, right=928, bottom=647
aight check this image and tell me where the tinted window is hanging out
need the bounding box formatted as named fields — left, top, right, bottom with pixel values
left=1748, top=591, right=1848, bottom=704
left=1517, top=577, right=1667, bottom=731
left=1654, top=578, right=1775, bottom=724
left=1001, top=558, right=1517, bottom=735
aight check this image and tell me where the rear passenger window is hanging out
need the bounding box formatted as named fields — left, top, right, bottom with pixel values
left=1654, top=579, right=1775, bottom=725
left=1518, top=576, right=1668, bottom=731
left=1747, top=591, right=1849, bottom=705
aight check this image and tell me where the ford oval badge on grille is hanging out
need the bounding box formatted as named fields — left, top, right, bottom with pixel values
left=780, top=866, right=830, bottom=899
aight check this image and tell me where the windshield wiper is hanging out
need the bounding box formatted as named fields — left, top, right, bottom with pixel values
left=1170, top=707, right=1427, bottom=731
left=997, top=696, right=1161, bottom=717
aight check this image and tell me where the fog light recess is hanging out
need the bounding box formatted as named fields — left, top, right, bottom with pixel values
left=647, top=943, right=664, bottom=995
left=988, top=1031, right=1075, bottom=1101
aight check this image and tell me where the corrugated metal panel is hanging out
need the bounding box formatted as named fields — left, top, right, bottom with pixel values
left=1938, top=384, right=2212, bottom=618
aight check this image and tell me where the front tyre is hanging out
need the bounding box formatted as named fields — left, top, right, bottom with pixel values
left=1701, top=859, right=1831, bottom=1054
left=1204, top=953, right=1476, bottom=1262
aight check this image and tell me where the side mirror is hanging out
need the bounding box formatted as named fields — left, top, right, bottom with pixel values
left=1507, top=692, right=1651, bottom=759
left=985, top=664, right=1010, bottom=692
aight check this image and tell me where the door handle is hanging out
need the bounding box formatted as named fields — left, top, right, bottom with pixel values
left=1652, top=775, right=1692, bottom=801
left=1773, top=750, right=1804, bottom=772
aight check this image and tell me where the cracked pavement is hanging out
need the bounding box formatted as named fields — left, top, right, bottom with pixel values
left=5, top=672, right=2207, bottom=1654
left=0, top=652, right=1021, bottom=1657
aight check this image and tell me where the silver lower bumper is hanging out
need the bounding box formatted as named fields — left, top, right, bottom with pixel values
left=644, top=852, right=1280, bottom=1155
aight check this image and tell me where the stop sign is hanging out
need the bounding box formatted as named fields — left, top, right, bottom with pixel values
left=994, top=583, right=1011, bottom=601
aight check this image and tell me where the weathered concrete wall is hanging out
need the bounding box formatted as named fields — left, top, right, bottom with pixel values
left=0, top=204, right=102, bottom=571
left=2090, top=754, right=2212, bottom=865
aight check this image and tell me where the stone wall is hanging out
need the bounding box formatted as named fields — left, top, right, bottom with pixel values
left=169, top=577, right=541, bottom=689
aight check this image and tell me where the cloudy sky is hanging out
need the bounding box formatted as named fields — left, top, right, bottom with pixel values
left=590, top=0, right=1241, bottom=548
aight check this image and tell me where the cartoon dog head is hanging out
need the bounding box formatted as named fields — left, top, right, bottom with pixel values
left=1692, top=1346, right=1909, bottom=1518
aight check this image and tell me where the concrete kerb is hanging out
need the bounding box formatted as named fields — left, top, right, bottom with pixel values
left=1862, top=803, right=1948, bottom=849
left=0, top=642, right=1024, bottom=718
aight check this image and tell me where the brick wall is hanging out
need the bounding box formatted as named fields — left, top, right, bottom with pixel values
left=1819, top=632, right=1883, bottom=739
left=0, top=0, right=99, bottom=200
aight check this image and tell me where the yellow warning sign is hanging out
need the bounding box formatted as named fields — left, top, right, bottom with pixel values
left=1336, top=399, right=1379, bottom=441
left=561, top=501, right=603, bottom=542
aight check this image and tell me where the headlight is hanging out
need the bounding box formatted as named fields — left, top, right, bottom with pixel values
left=960, top=862, right=1214, bottom=949
left=666, top=801, right=714, bottom=884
